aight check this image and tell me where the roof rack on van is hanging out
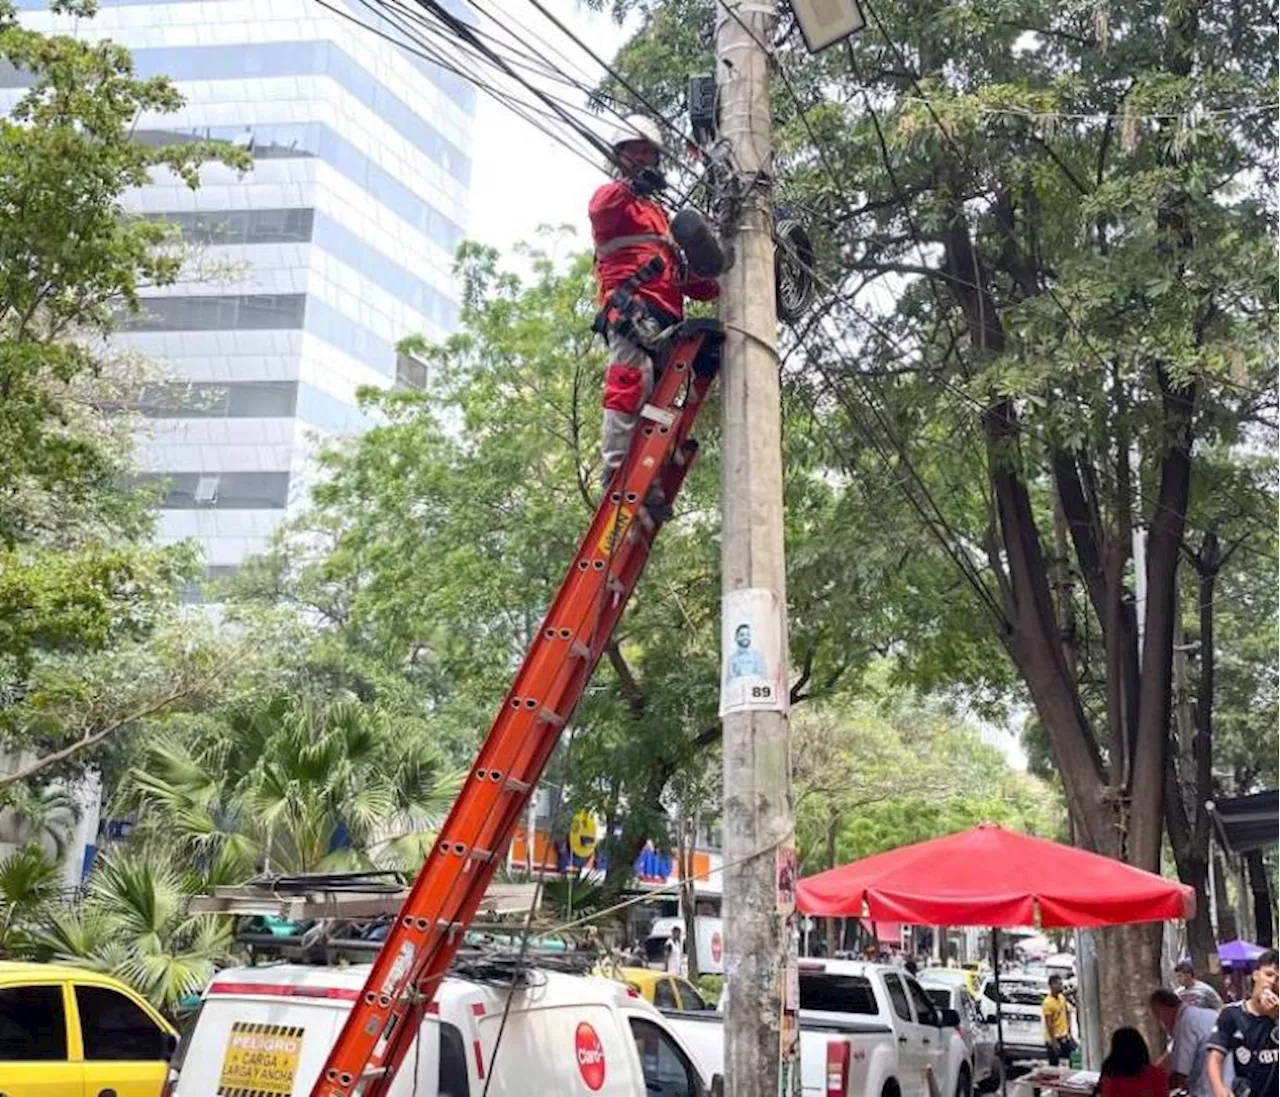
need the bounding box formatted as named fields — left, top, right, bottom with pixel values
left=190, top=872, right=540, bottom=921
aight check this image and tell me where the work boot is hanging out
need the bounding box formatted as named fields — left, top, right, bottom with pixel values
left=643, top=485, right=673, bottom=524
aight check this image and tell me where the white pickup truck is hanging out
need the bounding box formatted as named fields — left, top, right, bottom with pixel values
left=665, top=960, right=974, bottom=1097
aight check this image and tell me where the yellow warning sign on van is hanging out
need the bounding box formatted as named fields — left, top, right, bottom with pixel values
left=218, top=1021, right=304, bottom=1097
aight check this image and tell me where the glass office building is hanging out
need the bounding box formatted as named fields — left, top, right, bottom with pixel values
left=4, top=0, right=475, bottom=576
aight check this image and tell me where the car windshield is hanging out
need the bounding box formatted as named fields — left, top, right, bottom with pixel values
left=985, top=981, right=1046, bottom=1006
left=923, top=987, right=953, bottom=1011
left=920, top=969, right=965, bottom=987
left=799, top=973, right=879, bottom=1015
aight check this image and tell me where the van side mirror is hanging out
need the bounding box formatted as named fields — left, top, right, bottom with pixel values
left=939, top=1008, right=962, bottom=1028
left=710, top=1073, right=725, bottom=1097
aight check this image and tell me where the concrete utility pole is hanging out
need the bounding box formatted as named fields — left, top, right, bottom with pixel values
left=714, top=1, right=797, bottom=1095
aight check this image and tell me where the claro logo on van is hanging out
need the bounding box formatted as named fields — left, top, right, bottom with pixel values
left=574, top=1021, right=607, bottom=1091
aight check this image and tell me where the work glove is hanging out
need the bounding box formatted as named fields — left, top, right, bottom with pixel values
left=631, top=167, right=668, bottom=197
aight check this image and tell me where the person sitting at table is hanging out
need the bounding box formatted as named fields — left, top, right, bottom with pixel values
left=1098, top=1027, right=1170, bottom=1097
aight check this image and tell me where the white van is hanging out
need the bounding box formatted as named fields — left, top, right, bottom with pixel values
left=168, top=962, right=720, bottom=1097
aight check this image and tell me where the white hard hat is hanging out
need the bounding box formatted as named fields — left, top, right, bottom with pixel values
left=608, top=114, right=664, bottom=153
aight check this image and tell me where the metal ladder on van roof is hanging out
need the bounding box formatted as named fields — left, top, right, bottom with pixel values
left=309, top=320, right=723, bottom=1097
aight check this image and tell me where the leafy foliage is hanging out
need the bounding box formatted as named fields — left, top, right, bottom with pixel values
left=233, top=238, right=1004, bottom=889
left=0, top=0, right=251, bottom=783
left=36, top=847, right=233, bottom=1011
left=121, top=691, right=463, bottom=881
left=0, top=843, right=62, bottom=956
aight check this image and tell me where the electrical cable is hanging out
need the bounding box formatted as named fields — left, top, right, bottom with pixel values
left=517, top=0, right=704, bottom=153
left=317, top=0, right=616, bottom=175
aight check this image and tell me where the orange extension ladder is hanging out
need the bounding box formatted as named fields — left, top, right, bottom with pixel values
left=310, top=319, right=723, bottom=1097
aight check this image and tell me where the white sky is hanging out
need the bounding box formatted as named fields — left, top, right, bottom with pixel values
left=464, top=0, right=635, bottom=260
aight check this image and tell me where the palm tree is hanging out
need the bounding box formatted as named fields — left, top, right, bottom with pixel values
left=0, top=783, right=82, bottom=860
left=0, top=843, right=62, bottom=957
left=36, top=847, right=233, bottom=1012
left=123, top=692, right=463, bottom=880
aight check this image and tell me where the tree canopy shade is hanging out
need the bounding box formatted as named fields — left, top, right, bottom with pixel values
left=797, top=823, right=1194, bottom=926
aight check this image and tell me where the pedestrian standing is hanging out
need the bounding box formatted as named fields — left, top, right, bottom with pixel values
left=1177, top=961, right=1226, bottom=1011
left=1099, top=1027, right=1169, bottom=1097
left=1206, top=948, right=1278, bottom=1097
left=1150, top=987, right=1219, bottom=1097
left=1043, top=974, right=1078, bottom=1066
left=665, top=924, right=687, bottom=976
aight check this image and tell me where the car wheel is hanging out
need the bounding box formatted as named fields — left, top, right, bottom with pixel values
left=955, top=1066, right=973, bottom=1097
left=977, top=1057, right=1004, bottom=1094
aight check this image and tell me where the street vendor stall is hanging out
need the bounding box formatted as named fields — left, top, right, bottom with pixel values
left=797, top=823, right=1195, bottom=1095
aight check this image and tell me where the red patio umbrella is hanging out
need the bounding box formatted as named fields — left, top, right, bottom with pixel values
left=798, top=824, right=1194, bottom=1084
left=797, top=823, right=1194, bottom=926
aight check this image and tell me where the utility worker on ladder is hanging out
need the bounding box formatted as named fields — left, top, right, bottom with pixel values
left=590, top=115, right=720, bottom=517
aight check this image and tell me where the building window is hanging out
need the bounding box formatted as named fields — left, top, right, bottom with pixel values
left=134, top=124, right=464, bottom=255
left=396, top=354, right=429, bottom=391
left=119, top=294, right=307, bottom=332
left=134, top=381, right=299, bottom=418
left=139, top=208, right=314, bottom=246
left=134, top=472, right=292, bottom=510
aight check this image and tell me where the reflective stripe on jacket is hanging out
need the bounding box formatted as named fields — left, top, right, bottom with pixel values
left=589, top=180, right=719, bottom=317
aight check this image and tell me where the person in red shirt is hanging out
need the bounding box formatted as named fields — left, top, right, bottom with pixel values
left=589, top=115, right=719, bottom=510
left=1099, top=1026, right=1169, bottom=1097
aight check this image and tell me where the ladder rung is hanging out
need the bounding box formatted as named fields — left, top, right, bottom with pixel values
left=360, top=1068, right=389, bottom=1080
left=538, top=707, right=566, bottom=728
left=505, top=776, right=531, bottom=793
left=570, top=640, right=591, bottom=660
left=469, top=848, right=495, bottom=862
left=607, top=576, right=626, bottom=595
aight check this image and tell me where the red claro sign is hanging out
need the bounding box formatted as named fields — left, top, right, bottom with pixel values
left=575, top=1021, right=607, bottom=1091
left=710, top=931, right=723, bottom=964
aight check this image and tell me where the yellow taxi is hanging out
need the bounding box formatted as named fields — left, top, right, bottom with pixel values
left=597, top=965, right=714, bottom=1012
left=0, top=961, right=178, bottom=1097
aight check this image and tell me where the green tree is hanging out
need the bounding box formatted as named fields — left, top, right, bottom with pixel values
left=0, top=843, right=62, bottom=956
left=36, top=848, right=233, bottom=1011
left=599, top=0, right=1276, bottom=1029
left=794, top=683, right=1057, bottom=873
left=0, top=0, right=248, bottom=780
left=234, top=239, right=973, bottom=892
left=122, top=691, right=463, bottom=881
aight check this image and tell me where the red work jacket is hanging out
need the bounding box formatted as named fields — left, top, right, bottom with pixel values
left=589, top=180, right=719, bottom=318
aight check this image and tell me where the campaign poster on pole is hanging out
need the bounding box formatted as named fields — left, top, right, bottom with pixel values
left=719, top=587, right=788, bottom=717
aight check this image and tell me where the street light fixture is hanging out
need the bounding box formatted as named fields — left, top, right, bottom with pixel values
left=788, top=0, right=865, bottom=53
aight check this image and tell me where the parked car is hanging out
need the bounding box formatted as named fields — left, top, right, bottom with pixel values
left=167, top=961, right=721, bottom=1097
left=669, top=959, right=973, bottom=1097
left=919, top=966, right=982, bottom=998
left=920, top=978, right=1002, bottom=1092
left=0, top=960, right=178, bottom=1097
left=600, top=965, right=714, bottom=1012
left=977, top=974, right=1054, bottom=1063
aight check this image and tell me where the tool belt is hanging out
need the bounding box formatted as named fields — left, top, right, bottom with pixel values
left=592, top=257, right=677, bottom=355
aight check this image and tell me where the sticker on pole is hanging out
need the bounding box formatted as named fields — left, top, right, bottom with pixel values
left=776, top=845, right=798, bottom=913
left=719, top=588, right=788, bottom=716
left=575, top=1021, right=607, bottom=1091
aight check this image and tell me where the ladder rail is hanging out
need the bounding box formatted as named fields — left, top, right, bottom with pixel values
left=310, top=324, right=721, bottom=1097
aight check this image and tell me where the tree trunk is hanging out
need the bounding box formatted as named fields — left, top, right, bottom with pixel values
left=1097, top=923, right=1165, bottom=1051
left=1179, top=857, right=1219, bottom=980
left=678, top=812, right=700, bottom=981
left=1213, top=853, right=1239, bottom=941
left=1246, top=850, right=1274, bottom=947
